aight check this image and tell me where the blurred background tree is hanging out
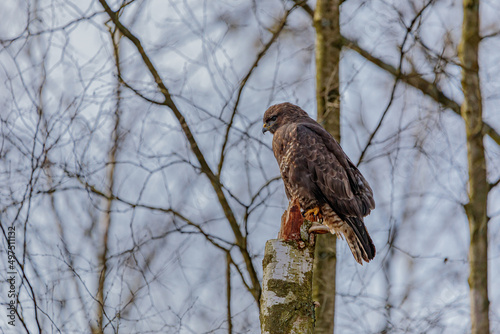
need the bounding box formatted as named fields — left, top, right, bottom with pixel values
left=0, top=0, right=499, bottom=333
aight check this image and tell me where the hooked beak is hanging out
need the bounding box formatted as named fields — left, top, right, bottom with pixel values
left=262, top=123, right=269, bottom=134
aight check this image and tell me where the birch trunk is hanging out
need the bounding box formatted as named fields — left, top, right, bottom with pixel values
left=260, top=239, right=315, bottom=334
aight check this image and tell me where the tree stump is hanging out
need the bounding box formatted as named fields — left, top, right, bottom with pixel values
left=260, top=199, right=315, bottom=333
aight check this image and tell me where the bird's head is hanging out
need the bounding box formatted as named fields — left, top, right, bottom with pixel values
left=262, top=102, right=309, bottom=134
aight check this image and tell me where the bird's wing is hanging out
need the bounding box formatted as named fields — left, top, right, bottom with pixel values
left=296, top=123, right=375, bottom=218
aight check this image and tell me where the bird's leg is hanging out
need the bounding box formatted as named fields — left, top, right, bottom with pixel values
left=303, top=207, right=329, bottom=242
left=303, top=206, right=322, bottom=222
left=309, top=222, right=330, bottom=234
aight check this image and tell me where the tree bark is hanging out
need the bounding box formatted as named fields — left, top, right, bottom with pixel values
left=458, top=1, right=490, bottom=333
left=260, top=239, right=315, bottom=334
left=315, top=0, right=341, bottom=138
left=313, top=0, right=341, bottom=333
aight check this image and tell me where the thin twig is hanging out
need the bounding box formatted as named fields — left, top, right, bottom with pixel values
left=357, top=80, right=399, bottom=166
left=226, top=253, right=233, bottom=334
left=217, top=5, right=297, bottom=176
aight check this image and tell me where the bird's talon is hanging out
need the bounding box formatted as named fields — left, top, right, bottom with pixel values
left=304, top=207, right=322, bottom=222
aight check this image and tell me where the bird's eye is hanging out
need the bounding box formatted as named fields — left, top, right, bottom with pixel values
left=270, top=116, right=277, bottom=122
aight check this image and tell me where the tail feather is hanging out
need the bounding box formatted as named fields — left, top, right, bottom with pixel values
left=324, top=213, right=375, bottom=264
left=345, top=216, right=376, bottom=264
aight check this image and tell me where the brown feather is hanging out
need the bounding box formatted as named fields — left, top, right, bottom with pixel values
left=264, top=102, right=376, bottom=263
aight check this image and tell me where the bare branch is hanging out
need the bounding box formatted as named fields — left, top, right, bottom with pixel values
left=490, top=178, right=500, bottom=191
left=342, top=38, right=500, bottom=146
left=98, top=0, right=262, bottom=303
left=292, top=2, right=500, bottom=147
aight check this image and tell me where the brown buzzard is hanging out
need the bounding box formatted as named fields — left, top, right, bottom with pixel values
left=262, top=102, right=376, bottom=264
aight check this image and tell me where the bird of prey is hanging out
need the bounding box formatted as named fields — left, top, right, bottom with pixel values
left=262, top=102, right=375, bottom=264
